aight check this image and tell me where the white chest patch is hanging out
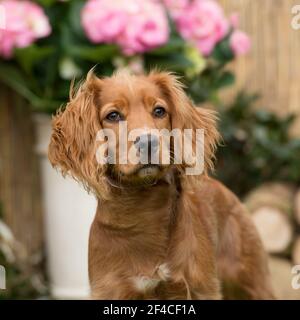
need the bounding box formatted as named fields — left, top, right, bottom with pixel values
left=133, top=264, right=171, bottom=293
left=133, top=276, right=160, bottom=293
left=157, top=263, right=171, bottom=281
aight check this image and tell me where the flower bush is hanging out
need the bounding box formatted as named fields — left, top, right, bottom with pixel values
left=0, top=0, right=250, bottom=112
left=81, top=0, right=169, bottom=55
left=216, top=93, right=300, bottom=196
left=0, top=0, right=51, bottom=58
left=173, top=0, right=229, bottom=56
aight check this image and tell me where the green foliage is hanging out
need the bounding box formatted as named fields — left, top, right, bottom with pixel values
left=0, top=204, right=47, bottom=299
left=0, top=252, right=46, bottom=300
left=216, top=92, right=300, bottom=196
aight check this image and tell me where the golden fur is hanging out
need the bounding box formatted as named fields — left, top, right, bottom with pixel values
left=48, top=70, right=275, bottom=299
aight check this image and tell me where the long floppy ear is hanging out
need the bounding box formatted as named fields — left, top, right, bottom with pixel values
left=48, top=71, right=109, bottom=198
left=149, top=71, right=221, bottom=175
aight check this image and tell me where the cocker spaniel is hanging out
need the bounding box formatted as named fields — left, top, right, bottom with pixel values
left=48, top=70, right=274, bottom=300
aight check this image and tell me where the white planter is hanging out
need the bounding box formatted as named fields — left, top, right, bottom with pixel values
left=33, top=114, right=97, bottom=299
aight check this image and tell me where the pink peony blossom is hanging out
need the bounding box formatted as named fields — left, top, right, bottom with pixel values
left=230, top=30, right=251, bottom=56
left=229, top=13, right=240, bottom=29
left=81, top=0, right=169, bottom=55
left=174, top=0, right=229, bottom=56
left=0, top=0, right=51, bottom=58
left=163, top=0, right=189, bottom=19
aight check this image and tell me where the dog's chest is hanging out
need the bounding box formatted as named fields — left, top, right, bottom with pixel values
left=131, top=263, right=170, bottom=292
left=129, top=262, right=190, bottom=299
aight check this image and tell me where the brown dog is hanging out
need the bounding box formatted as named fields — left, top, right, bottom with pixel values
left=48, top=70, right=275, bottom=299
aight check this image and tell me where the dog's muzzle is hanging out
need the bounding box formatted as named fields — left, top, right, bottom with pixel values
left=134, top=133, right=159, bottom=164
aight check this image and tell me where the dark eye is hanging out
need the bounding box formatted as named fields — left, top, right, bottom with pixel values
left=105, top=111, right=123, bottom=122
left=153, top=106, right=166, bottom=118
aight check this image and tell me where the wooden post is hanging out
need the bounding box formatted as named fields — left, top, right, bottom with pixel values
left=0, top=84, right=43, bottom=257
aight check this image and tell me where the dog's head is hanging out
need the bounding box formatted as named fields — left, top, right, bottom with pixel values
left=48, top=70, right=220, bottom=198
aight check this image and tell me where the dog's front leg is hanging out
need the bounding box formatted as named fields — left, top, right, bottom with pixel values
left=162, top=264, right=222, bottom=300
left=165, top=194, right=222, bottom=300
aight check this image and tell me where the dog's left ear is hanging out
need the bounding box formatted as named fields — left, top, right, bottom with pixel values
left=150, top=71, right=220, bottom=173
left=48, top=70, right=110, bottom=197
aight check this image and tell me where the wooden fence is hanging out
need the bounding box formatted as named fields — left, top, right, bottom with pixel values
left=219, top=0, right=300, bottom=135
left=0, top=85, right=43, bottom=257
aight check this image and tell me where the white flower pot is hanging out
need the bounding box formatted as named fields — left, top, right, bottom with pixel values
left=33, top=114, right=97, bottom=299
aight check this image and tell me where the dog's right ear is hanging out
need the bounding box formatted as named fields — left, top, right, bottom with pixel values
left=48, top=71, right=107, bottom=196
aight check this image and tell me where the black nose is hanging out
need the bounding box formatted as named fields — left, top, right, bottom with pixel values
left=134, top=134, right=159, bottom=159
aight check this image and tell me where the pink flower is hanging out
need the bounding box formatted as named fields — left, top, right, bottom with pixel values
left=230, top=30, right=251, bottom=56
left=163, top=0, right=189, bottom=19
left=175, top=0, right=229, bottom=56
left=0, top=0, right=51, bottom=58
left=81, top=0, right=169, bottom=55
left=229, top=13, right=239, bottom=29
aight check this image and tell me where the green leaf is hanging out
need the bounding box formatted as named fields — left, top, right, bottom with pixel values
left=69, top=0, right=86, bottom=38
left=0, top=62, right=40, bottom=105
left=69, top=45, right=119, bottom=63
left=255, top=110, right=274, bottom=122
left=212, top=38, right=234, bottom=63
left=14, top=45, right=55, bottom=74
left=184, top=45, right=206, bottom=78
left=150, top=37, right=185, bottom=55
left=35, top=0, right=56, bottom=7
left=215, top=71, right=235, bottom=89
left=147, top=53, right=193, bottom=72
left=0, top=62, right=61, bottom=112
